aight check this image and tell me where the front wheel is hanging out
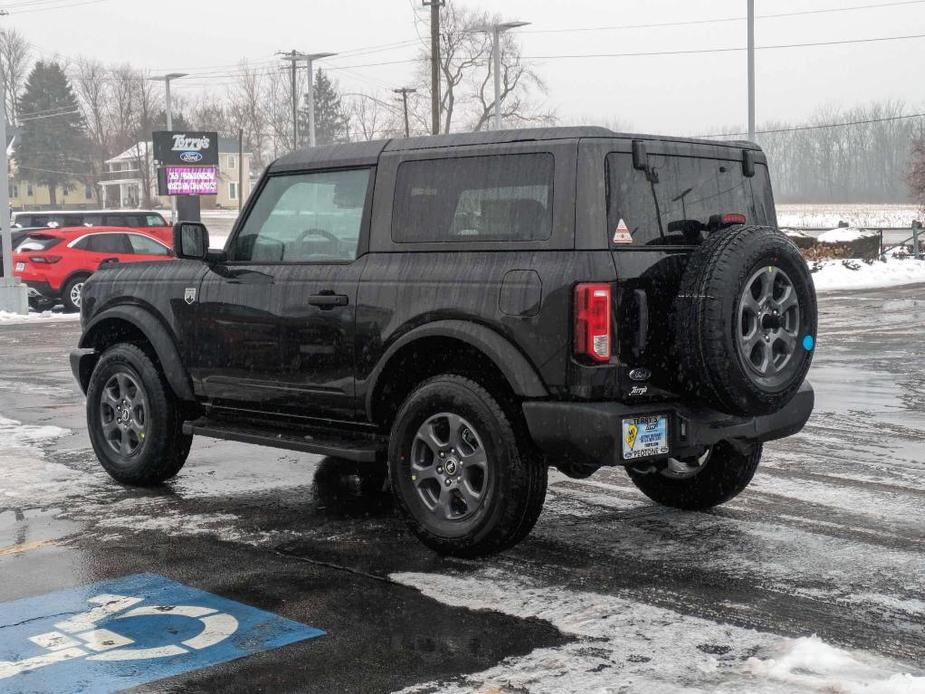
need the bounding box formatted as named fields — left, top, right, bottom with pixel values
left=86, top=343, right=193, bottom=486
left=626, top=441, right=762, bottom=510
left=388, top=375, right=547, bottom=557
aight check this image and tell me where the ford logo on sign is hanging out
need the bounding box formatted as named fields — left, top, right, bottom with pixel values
left=179, top=151, right=203, bottom=163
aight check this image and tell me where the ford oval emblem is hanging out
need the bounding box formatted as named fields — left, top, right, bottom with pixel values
left=629, top=368, right=651, bottom=382
left=179, top=151, right=203, bottom=163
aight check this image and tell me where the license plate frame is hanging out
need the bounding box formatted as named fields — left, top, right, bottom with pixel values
left=622, top=414, right=670, bottom=461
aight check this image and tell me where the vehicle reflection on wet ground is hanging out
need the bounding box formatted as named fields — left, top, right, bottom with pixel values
left=0, top=284, right=923, bottom=692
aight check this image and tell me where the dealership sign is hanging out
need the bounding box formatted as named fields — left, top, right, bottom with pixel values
left=153, top=131, right=219, bottom=167
left=160, top=166, right=218, bottom=196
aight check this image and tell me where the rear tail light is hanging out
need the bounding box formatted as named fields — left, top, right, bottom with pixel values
left=30, top=255, right=62, bottom=264
left=575, top=283, right=612, bottom=363
left=721, top=213, right=747, bottom=225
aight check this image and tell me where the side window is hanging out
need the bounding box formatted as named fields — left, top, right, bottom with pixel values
left=392, top=153, right=554, bottom=243
left=83, top=214, right=103, bottom=226
left=229, top=168, right=371, bottom=263
left=145, top=214, right=166, bottom=227
left=85, top=234, right=133, bottom=254
left=128, top=235, right=171, bottom=256
left=105, top=215, right=126, bottom=226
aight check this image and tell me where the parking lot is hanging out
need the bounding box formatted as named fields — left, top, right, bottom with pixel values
left=1, top=284, right=924, bottom=693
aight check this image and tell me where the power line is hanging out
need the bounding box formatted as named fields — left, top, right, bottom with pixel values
left=524, top=32, right=925, bottom=60
left=524, top=0, right=925, bottom=34
left=698, top=111, right=925, bottom=139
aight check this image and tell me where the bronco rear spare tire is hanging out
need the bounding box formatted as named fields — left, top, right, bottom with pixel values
left=674, top=225, right=817, bottom=416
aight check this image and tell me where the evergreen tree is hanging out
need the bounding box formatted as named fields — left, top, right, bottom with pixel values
left=15, top=61, right=88, bottom=206
left=298, top=68, right=349, bottom=146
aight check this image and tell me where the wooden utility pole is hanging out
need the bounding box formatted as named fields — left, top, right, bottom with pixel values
left=278, top=50, right=302, bottom=148
left=393, top=87, right=417, bottom=138
left=423, top=0, right=443, bottom=135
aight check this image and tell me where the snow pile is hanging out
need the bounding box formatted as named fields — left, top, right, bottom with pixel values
left=0, top=415, right=79, bottom=505
left=811, top=254, right=925, bottom=292
left=745, top=635, right=925, bottom=694
left=816, top=227, right=878, bottom=243
left=392, top=569, right=925, bottom=694
left=0, top=310, right=79, bottom=325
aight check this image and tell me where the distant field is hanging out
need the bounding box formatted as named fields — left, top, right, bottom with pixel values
left=776, top=204, right=921, bottom=229
left=201, top=204, right=925, bottom=250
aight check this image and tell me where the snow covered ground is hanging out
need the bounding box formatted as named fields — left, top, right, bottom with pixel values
left=777, top=204, right=921, bottom=229
left=0, top=310, right=79, bottom=325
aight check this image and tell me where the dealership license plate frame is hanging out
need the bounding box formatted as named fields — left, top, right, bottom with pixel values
left=622, top=414, right=670, bottom=461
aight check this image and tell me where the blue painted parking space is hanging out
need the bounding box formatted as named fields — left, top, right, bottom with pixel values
left=0, top=573, right=324, bottom=694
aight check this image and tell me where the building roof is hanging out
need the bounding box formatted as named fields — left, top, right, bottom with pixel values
left=269, top=126, right=760, bottom=172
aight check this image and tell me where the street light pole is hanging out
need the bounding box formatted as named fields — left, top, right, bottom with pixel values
left=151, top=73, right=188, bottom=223
left=747, top=0, right=756, bottom=141
left=471, top=20, right=530, bottom=130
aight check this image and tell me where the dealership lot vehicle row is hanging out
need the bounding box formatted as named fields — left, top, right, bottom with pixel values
left=0, top=285, right=921, bottom=692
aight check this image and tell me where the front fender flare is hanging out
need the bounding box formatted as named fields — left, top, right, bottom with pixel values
left=365, top=319, right=548, bottom=420
left=79, top=305, right=195, bottom=401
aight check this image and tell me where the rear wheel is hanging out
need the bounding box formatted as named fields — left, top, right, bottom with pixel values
left=86, top=343, right=192, bottom=486
left=62, top=274, right=90, bottom=313
left=388, top=375, right=547, bottom=557
left=626, top=441, right=762, bottom=510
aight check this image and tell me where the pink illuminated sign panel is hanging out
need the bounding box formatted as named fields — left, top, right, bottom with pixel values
left=164, top=166, right=218, bottom=196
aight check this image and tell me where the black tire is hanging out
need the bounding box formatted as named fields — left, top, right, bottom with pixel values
left=62, top=274, right=91, bottom=313
left=388, top=375, right=547, bottom=557
left=86, top=343, right=192, bottom=486
left=626, top=441, right=762, bottom=510
left=674, top=225, right=817, bottom=416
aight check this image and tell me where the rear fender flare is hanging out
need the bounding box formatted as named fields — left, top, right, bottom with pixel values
left=79, top=305, right=195, bottom=401
left=365, top=319, right=548, bottom=420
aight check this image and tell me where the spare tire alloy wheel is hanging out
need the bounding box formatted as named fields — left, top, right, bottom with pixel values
left=100, top=371, right=148, bottom=459
left=738, top=266, right=800, bottom=383
left=674, top=225, right=817, bottom=416
left=411, top=412, right=488, bottom=522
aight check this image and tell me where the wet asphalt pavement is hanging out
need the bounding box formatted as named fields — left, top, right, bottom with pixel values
left=1, top=285, right=924, bottom=693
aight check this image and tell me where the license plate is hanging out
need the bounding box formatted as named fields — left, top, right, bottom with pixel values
left=14, top=262, right=24, bottom=272
left=622, top=415, right=670, bottom=460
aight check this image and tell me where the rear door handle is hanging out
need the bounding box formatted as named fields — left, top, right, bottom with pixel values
left=308, top=292, right=348, bottom=309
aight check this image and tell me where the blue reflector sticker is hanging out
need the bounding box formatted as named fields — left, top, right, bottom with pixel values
left=803, top=335, right=815, bottom=351
left=0, top=573, right=324, bottom=693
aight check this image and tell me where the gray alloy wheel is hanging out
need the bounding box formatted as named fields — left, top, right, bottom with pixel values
left=410, top=412, right=488, bottom=522
left=737, top=266, right=801, bottom=379
left=69, top=280, right=84, bottom=308
left=99, top=371, right=149, bottom=458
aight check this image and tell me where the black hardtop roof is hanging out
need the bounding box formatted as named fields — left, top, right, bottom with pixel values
left=268, top=126, right=759, bottom=172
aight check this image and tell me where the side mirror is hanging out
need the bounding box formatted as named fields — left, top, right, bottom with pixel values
left=173, top=222, right=210, bottom=260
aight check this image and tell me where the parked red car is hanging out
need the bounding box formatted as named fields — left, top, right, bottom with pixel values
left=14, top=227, right=174, bottom=312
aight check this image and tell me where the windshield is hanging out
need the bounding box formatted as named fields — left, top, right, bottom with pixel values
left=606, top=152, right=776, bottom=247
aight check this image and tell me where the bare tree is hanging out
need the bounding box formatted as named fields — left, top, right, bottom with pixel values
left=0, top=28, right=31, bottom=124
left=348, top=93, right=402, bottom=141
left=412, top=6, right=553, bottom=133
left=72, top=57, right=108, bottom=204
left=227, top=60, right=270, bottom=168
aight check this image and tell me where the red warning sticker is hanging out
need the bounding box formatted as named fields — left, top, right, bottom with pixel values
left=613, top=219, right=633, bottom=244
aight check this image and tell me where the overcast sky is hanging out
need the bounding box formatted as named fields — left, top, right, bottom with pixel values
left=9, top=0, right=924, bottom=135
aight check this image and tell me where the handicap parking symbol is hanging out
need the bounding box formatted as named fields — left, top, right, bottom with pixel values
left=0, top=573, right=324, bottom=693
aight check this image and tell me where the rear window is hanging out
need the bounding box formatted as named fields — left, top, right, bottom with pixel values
left=392, top=153, right=554, bottom=243
left=16, top=235, right=62, bottom=252
left=606, top=153, right=775, bottom=247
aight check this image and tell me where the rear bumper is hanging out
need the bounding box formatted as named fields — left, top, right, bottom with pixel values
left=24, top=280, right=58, bottom=300
left=523, top=382, right=814, bottom=467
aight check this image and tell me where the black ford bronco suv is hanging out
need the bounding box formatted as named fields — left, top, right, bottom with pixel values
left=71, top=127, right=816, bottom=557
